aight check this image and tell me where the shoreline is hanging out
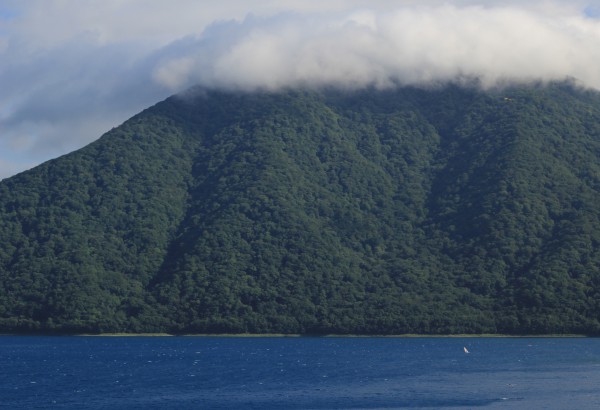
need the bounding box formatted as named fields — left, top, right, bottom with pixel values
left=1, top=332, right=589, bottom=338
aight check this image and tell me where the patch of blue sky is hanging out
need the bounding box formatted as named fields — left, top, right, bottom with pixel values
left=0, top=7, right=17, bottom=21
left=584, top=5, right=600, bottom=18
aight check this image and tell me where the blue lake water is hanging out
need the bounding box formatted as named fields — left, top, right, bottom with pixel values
left=1, top=336, right=599, bottom=409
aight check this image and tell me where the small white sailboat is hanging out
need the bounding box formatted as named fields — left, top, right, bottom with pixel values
left=463, top=346, right=470, bottom=354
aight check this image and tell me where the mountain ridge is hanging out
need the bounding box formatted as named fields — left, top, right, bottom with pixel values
left=2, top=82, right=600, bottom=334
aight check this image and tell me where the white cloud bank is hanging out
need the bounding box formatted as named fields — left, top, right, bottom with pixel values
left=1, top=0, right=600, bottom=179
left=153, top=5, right=600, bottom=91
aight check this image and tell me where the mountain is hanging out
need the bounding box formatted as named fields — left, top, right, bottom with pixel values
left=2, top=82, right=600, bottom=335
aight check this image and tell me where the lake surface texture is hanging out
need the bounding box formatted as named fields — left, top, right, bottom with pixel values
left=1, top=336, right=599, bottom=409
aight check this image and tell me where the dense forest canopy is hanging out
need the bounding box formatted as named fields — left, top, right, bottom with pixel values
left=2, top=82, right=600, bottom=334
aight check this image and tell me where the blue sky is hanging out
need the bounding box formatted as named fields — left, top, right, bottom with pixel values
left=1, top=0, right=600, bottom=179
left=585, top=5, right=600, bottom=17
left=0, top=8, right=17, bottom=21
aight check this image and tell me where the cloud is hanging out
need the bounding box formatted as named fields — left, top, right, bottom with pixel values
left=1, top=0, right=600, bottom=179
left=0, top=37, right=165, bottom=173
left=152, top=4, right=600, bottom=91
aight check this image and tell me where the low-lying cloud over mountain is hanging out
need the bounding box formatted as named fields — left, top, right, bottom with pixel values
left=1, top=0, right=600, bottom=178
left=153, top=5, right=600, bottom=91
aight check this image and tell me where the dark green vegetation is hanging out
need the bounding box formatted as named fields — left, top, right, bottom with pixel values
left=2, top=82, right=600, bottom=335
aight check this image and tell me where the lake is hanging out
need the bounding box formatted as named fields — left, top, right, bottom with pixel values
left=1, top=336, right=599, bottom=409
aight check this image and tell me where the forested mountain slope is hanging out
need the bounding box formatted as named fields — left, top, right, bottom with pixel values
left=2, top=82, right=600, bottom=334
